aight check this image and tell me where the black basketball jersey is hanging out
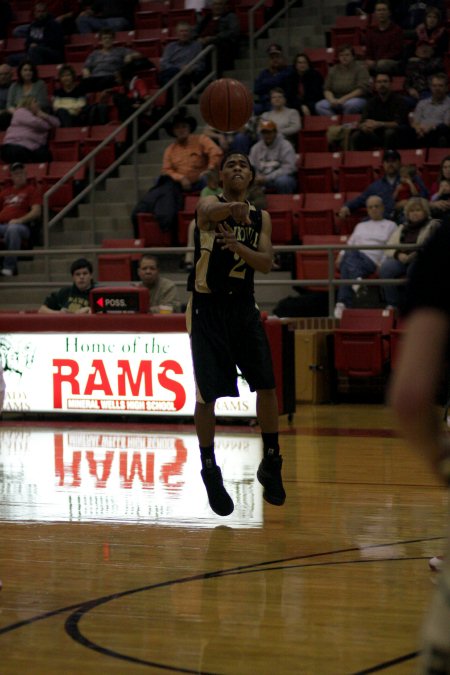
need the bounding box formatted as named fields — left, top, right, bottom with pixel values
left=188, top=195, right=263, bottom=295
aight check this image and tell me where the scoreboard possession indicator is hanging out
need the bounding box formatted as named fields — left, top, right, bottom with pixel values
left=90, top=287, right=150, bottom=313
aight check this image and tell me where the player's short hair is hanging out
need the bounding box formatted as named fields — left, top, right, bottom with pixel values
left=70, top=258, right=93, bottom=275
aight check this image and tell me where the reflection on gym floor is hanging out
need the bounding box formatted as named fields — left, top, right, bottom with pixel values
left=0, top=426, right=264, bottom=528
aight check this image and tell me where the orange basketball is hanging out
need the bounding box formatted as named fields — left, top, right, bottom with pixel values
left=200, top=78, right=253, bottom=132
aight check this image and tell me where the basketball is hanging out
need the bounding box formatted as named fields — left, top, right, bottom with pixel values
left=200, top=78, right=253, bottom=132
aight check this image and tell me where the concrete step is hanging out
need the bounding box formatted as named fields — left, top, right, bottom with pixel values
left=77, top=202, right=133, bottom=218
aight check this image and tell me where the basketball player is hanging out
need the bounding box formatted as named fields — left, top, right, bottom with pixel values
left=389, top=222, right=450, bottom=673
left=186, top=151, right=286, bottom=516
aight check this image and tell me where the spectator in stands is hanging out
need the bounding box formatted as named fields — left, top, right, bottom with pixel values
left=364, top=1, right=404, bottom=74
left=392, top=0, right=445, bottom=30
left=193, top=0, right=240, bottom=77
left=337, top=148, right=429, bottom=221
left=52, top=64, right=88, bottom=127
left=430, top=154, right=450, bottom=198
left=13, top=0, right=80, bottom=37
left=249, top=119, right=297, bottom=194
left=110, top=63, right=152, bottom=123
left=429, top=156, right=450, bottom=218
left=410, top=73, right=450, bottom=147
left=409, top=6, right=449, bottom=60
left=158, top=22, right=205, bottom=99
left=260, top=87, right=301, bottom=146
left=0, top=63, right=13, bottom=130
left=76, top=0, right=137, bottom=34
left=0, top=162, right=42, bottom=277
left=184, top=169, right=222, bottom=271
left=161, top=109, right=223, bottom=191
left=13, top=2, right=66, bottom=67
left=315, top=44, right=370, bottom=116
left=136, top=254, right=181, bottom=313
left=349, top=72, right=411, bottom=150
left=202, top=122, right=254, bottom=156
left=379, top=196, right=439, bottom=308
left=7, top=60, right=50, bottom=114
left=38, top=258, right=96, bottom=313
left=284, top=52, right=324, bottom=117
left=334, top=195, right=397, bottom=318
left=131, top=108, right=223, bottom=238
left=0, top=95, right=60, bottom=164
left=392, top=164, right=422, bottom=203
left=403, top=43, right=444, bottom=110
left=81, top=28, right=143, bottom=93
left=254, top=43, right=291, bottom=115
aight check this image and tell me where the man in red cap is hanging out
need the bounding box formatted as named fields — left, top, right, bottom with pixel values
left=0, top=163, right=41, bottom=277
left=249, top=119, right=297, bottom=193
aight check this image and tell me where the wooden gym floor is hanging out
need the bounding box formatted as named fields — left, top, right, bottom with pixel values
left=0, top=404, right=447, bottom=674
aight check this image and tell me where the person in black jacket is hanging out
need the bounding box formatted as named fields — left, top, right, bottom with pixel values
left=284, top=52, right=324, bottom=116
left=8, top=2, right=65, bottom=66
left=193, top=0, right=240, bottom=76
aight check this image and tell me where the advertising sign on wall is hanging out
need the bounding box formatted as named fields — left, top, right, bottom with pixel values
left=0, top=332, right=257, bottom=417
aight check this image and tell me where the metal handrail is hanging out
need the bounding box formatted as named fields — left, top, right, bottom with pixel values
left=42, top=45, right=217, bottom=252
left=2, top=243, right=416, bottom=317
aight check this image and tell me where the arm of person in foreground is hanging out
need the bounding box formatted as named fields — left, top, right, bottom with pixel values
left=388, top=307, right=450, bottom=484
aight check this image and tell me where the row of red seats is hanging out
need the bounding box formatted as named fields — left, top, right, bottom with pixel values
left=298, top=147, right=447, bottom=193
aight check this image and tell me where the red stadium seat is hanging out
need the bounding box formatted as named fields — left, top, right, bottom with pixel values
left=334, top=308, right=395, bottom=377
left=298, top=165, right=334, bottom=192
left=298, top=209, right=335, bottom=237
left=98, top=254, right=133, bottom=281
left=270, top=209, right=295, bottom=244
left=137, top=214, right=173, bottom=246
left=295, top=234, right=346, bottom=292
left=101, top=238, right=144, bottom=262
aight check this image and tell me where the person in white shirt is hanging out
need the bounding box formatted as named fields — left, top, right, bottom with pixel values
left=334, top=194, right=397, bottom=317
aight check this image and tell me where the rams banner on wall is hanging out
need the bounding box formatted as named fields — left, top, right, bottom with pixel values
left=0, top=332, right=257, bottom=417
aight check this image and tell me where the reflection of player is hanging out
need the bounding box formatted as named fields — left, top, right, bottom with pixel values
left=38, top=258, right=96, bottom=313
left=186, top=151, right=286, bottom=516
left=389, top=223, right=450, bottom=672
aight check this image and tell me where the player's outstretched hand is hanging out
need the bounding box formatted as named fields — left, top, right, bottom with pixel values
left=216, top=223, right=239, bottom=252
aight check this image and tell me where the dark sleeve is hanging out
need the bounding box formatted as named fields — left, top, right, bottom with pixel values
left=43, top=288, right=65, bottom=311
left=402, top=222, right=450, bottom=316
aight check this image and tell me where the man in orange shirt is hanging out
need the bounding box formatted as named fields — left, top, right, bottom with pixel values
left=0, top=162, right=42, bottom=277
left=161, top=110, right=223, bottom=191
left=131, top=109, right=223, bottom=240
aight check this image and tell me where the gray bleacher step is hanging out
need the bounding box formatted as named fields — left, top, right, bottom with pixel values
left=77, top=202, right=133, bottom=218
left=58, top=216, right=131, bottom=232
left=50, top=227, right=132, bottom=247
left=119, top=164, right=162, bottom=178
left=105, top=176, right=155, bottom=193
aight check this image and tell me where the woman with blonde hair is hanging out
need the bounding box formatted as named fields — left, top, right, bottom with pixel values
left=0, top=95, right=60, bottom=164
left=379, top=196, right=439, bottom=308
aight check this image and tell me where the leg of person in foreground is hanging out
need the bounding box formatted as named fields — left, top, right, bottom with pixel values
left=389, top=308, right=450, bottom=673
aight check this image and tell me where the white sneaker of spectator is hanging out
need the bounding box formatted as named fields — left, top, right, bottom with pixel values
left=334, top=302, right=345, bottom=320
